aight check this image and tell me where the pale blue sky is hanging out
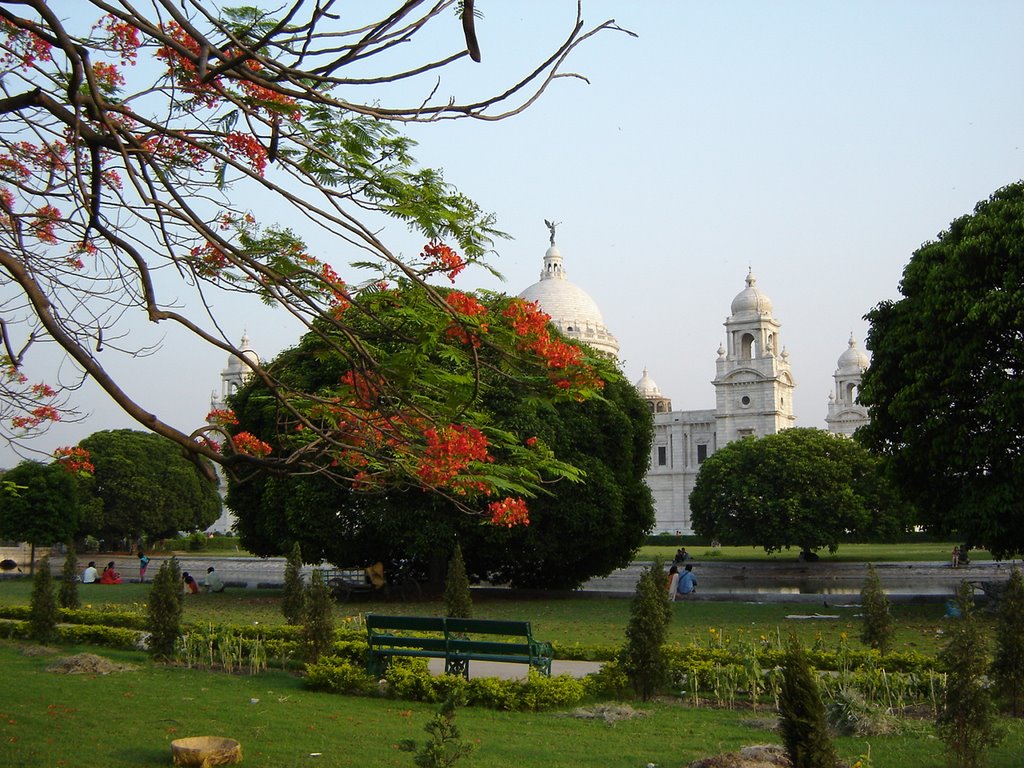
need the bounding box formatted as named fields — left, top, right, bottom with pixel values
left=4, top=1, right=1024, bottom=466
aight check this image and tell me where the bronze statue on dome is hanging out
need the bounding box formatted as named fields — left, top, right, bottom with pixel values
left=543, top=218, right=561, bottom=247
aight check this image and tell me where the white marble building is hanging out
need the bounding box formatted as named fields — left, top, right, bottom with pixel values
left=517, top=236, right=869, bottom=535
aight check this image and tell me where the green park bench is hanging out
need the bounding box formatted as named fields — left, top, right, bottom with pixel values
left=365, top=614, right=554, bottom=679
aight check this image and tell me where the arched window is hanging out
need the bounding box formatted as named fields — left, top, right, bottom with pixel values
left=740, top=332, right=755, bottom=359
left=845, top=382, right=858, bottom=403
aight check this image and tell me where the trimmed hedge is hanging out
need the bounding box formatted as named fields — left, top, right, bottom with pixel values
left=305, top=656, right=587, bottom=712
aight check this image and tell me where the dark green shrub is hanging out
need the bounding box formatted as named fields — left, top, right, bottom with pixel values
left=992, top=567, right=1024, bottom=716
left=282, top=541, right=305, bottom=625
left=443, top=543, right=472, bottom=618
left=398, top=697, right=474, bottom=768
left=621, top=559, right=671, bottom=700
left=860, top=563, right=893, bottom=655
left=778, top=633, right=838, bottom=768
left=59, top=546, right=80, bottom=610
left=305, top=656, right=379, bottom=695
left=186, top=531, right=207, bottom=551
left=302, top=568, right=334, bottom=663
left=937, top=582, right=1004, bottom=766
left=146, top=557, right=183, bottom=659
left=59, top=624, right=141, bottom=650
left=28, top=558, right=58, bottom=644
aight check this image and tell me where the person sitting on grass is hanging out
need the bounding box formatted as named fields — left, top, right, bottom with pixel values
left=203, top=566, right=225, bottom=593
left=82, top=561, right=98, bottom=584
left=99, top=561, right=122, bottom=584
left=676, top=564, right=697, bottom=598
left=182, top=571, right=200, bottom=595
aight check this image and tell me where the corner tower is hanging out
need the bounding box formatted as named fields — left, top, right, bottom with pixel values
left=826, top=335, right=870, bottom=436
left=713, top=270, right=795, bottom=442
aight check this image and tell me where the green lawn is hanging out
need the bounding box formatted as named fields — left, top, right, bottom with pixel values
left=0, top=579, right=962, bottom=654
left=4, top=641, right=1024, bottom=768
left=639, top=541, right=993, bottom=562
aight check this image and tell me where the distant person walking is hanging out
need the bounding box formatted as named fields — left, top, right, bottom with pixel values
left=137, top=550, right=150, bottom=583
left=951, top=545, right=961, bottom=568
left=677, top=564, right=697, bottom=598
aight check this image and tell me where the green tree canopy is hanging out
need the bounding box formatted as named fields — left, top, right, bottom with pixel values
left=689, top=428, right=908, bottom=554
left=0, top=461, right=79, bottom=547
left=77, top=430, right=221, bottom=540
left=860, top=182, right=1024, bottom=558
left=227, top=288, right=654, bottom=589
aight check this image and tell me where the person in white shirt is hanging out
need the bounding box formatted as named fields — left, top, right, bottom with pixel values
left=82, top=561, right=98, bottom=584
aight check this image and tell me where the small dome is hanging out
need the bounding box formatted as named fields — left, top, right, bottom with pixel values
left=226, top=332, right=260, bottom=371
left=837, top=335, right=869, bottom=372
left=635, top=368, right=662, bottom=399
left=730, top=270, right=774, bottom=317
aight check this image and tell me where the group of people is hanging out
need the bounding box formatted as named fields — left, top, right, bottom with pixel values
left=183, top=567, right=225, bottom=594
left=667, top=563, right=696, bottom=600
left=81, top=561, right=123, bottom=584
left=81, top=555, right=225, bottom=593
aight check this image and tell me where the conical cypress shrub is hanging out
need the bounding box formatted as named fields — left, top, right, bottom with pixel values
left=29, top=557, right=59, bottom=644
left=282, top=541, right=306, bottom=625
left=993, top=568, right=1024, bottom=715
left=59, top=545, right=80, bottom=610
left=778, top=633, right=838, bottom=768
left=859, top=563, right=893, bottom=655
left=621, top=559, right=672, bottom=700
left=147, top=557, right=183, bottom=659
left=444, top=543, right=472, bottom=618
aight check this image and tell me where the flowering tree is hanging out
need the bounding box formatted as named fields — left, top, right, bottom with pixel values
left=0, top=2, right=630, bottom=509
left=228, top=293, right=653, bottom=586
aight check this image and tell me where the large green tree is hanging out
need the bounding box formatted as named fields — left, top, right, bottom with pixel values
left=76, top=430, right=220, bottom=540
left=0, top=2, right=626, bottom=502
left=690, top=428, right=908, bottom=554
left=860, top=182, right=1024, bottom=557
left=227, top=290, right=654, bottom=589
left=0, top=461, right=79, bottom=565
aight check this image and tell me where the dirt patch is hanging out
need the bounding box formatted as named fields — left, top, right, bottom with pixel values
left=47, top=653, right=138, bottom=675
left=688, top=745, right=791, bottom=768
left=560, top=704, right=648, bottom=725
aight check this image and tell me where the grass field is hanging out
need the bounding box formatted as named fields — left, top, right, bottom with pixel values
left=0, top=578, right=963, bottom=654
left=3, top=639, right=1024, bottom=768
left=639, top=542, right=997, bottom=563
left=3, top=566, right=1024, bottom=767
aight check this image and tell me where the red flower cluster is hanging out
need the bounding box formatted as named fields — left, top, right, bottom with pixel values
left=12, top=404, right=61, bottom=430
left=416, top=424, right=492, bottom=493
left=30, top=205, right=61, bottom=244
left=155, top=23, right=222, bottom=108
left=190, top=241, right=228, bottom=277
left=445, top=291, right=489, bottom=347
left=232, top=431, right=272, bottom=458
left=224, top=132, right=268, bottom=176
left=318, top=262, right=350, bottom=313
left=53, top=446, right=94, bottom=476
left=488, top=497, right=530, bottom=527
left=98, top=15, right=141, bottom=64
left=92, top=61, right=125, bottom=90
left=501, top=299, right=602, bottom=394
left=423, top=241, right=466, bottom=282
left=143, top=136, right=210, bottom=167
left=206, top=408, right=239, bottom=427
left=0, top=20, right=52, bottom=68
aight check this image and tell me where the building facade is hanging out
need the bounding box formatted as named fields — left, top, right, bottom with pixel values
left=516, top=236, right=868, bottom=535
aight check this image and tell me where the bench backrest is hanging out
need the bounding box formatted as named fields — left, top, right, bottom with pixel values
left=444, top=618, right=533, bottom=638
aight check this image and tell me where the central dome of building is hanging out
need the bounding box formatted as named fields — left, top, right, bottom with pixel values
left=518, top=237, right=619, bottom=357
